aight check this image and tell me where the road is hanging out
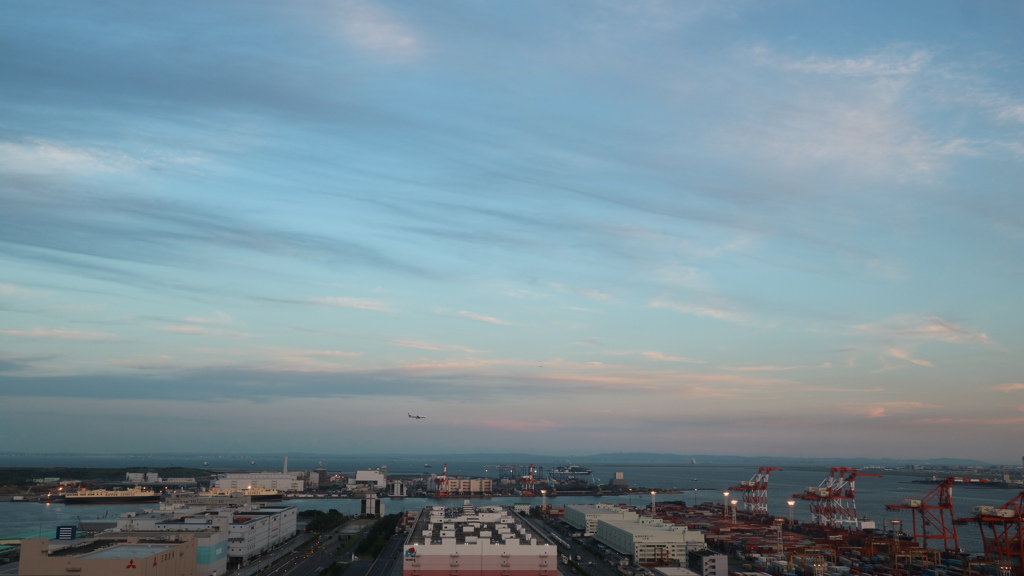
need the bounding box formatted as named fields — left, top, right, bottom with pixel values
left=522, top=514, right=626, bottom=576
left=364, top=534, right=406, bottom=576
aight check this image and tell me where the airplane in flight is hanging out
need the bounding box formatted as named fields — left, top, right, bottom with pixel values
left=408, top=413, right=426, bottom=419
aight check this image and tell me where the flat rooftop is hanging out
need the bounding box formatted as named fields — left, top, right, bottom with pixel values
left=407, top=502, right=548, bottom=547
left=82, top=544, right=175, bottom=559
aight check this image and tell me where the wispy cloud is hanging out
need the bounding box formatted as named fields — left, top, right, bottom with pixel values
left=991, top=383, right=1024, bottom=392
left=0, top=327, right=117, bottom=341
left=0, top=283, right=35, bottom=297
left=184, top=312, right=233, bottom=325
left=855, top=314, right=989, bottom=344
left=159, top=313, right=251, bottom=339
left=722, top=364, right=807, bottom=372
left=640, top=351, right=704, bottom=363
left=456, top=310, right=513, bottom=326
left=301, top=350, right=363, bottom=358
left=256, top=347, right=365, bottom=372
left=307, top=297, right=393, bottom=312
left=844, top=400, right=940, bottom=419
left=884, top=347, right=933, bottom=367
left=0, top=138, right=142, bottom=176
left=720, top=44, right=982, bottom=186
left=998, top=104, right=1024, bottom=124
left=447, top=418, right=565, bottom=433
left=649, top=298, right=744, bottom=323
left=549, top=283, right=615, bottom=302
left=754, top=46, right=932, bottom=77
left=393, top=340, right=480, bottom=354
left=336, top=0, right=422, bottom=59
left=606, top=350, right=704, bottom=363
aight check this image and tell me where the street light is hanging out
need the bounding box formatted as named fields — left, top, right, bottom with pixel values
left=723, top=491, right=730, bottom=518
left=540, top=489, right=547, bottom=511
left=651, top=491, right=657, bottom=515
left=730, top=500, right=738, bottom=523
left=787, top=500, right=796, bottom=523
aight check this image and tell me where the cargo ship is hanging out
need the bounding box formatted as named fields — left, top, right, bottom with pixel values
left=911, top=475, right=1021, bottom=488
left=64, top=486, right=162, bottom=504
left=547, top=464, right=594, bottom=485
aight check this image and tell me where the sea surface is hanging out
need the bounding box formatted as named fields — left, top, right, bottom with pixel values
left=1, top=454, right=1017, bottom=556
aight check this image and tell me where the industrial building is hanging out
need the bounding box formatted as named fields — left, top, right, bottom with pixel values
left=362, top=493, right=385, bottom=517
left=213, top=456, right=305, bottom=493
left=444, top=477, right=494, bottom=496
left=595, top=516, right=706, bottom=565
left=225, top=505, right=297, bottom=566
left=18, top=535, right=199, bottom=576
left=562, top=504, right=707, bottom=566
left=107, top=501, right=295, bottom=571
left=563, top=503, right=638, bottom=536
left=30, top=499, right=297, bottom=575
left=403, top=502, right=557, bottom=576
left=352, top=468, right=388, bottom=489
left=686, top=549, right=728, bottom=576
left=214, top=471, right=304, bottom=493
left=389, top=480, right=408, bottom=497
left=428, top=464, right=495, bottom=497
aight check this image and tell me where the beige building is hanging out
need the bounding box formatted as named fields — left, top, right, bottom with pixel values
left=445, top=477, right=494, bottom=496
left=18, top=535, right=198, bottom=576
left=403, top=502, right=556, bottom=576
left=563, top=503, right=638, bottom=536
left=215, top=472, right=303, bottom=492
left=595, top=516, right=706, bottom=565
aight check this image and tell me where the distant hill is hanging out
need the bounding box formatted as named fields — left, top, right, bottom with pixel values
left=569, top=453, right=997, bottom=467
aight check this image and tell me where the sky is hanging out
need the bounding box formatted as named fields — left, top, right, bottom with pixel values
left=1, top=1, right=1022, bottom=464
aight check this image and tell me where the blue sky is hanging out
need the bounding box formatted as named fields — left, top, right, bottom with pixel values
left=1, top=1, right=1022, bottom=463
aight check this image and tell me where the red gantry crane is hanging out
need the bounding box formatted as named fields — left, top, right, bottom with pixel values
left=885, top=476, right=960, bottom=553
left=955, top=491, right=1024, bottom=574
left=435, top=463, right=450, bottom=498
left=520, top=464, right=536, bottom=496
left=794, top=467, right=883, bottom=529
left=729, top=467, right=782, bottom=515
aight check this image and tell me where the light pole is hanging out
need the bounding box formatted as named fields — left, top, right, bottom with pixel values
left=891, top=519, right=901, bottom=549
left=723, top=491, right=730, bottom=518
left=540, top=489, right=547, bottom=512
left=774, top=518, right=785, bottom=555
left=730, top=500, right=738, bottom=523
left=651, top=491, right=657, bottom=515
left=787, top=500, right=796, bottom=524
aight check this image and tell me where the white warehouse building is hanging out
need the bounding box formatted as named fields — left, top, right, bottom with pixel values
left=352, top=468, right=387, bottom=488
left=79, top=502, right=297, bottom=575
left=215, top=472, right=304, bottom=492
left=563, top=503, right=638, bottom=536
left=594, top=516, right=706, bottom=565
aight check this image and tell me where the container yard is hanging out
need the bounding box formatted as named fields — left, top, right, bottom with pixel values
left=540, top=467, right=1024, bottom=576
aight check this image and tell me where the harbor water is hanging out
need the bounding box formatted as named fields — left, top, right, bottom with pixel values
left=1, top=455, right=1018, bottom=556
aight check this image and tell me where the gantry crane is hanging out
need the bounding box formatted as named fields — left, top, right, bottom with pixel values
left=955, top=491, right=1024, bottom=574
left=435, top=463, right=450, bottom=498
left=793, top=467, right=882, bottom=529
left=520, top=464, right=536, bottom=496
left=729, top=466, right=782, bottom=515
left=885, top=476, right=960, bottom=553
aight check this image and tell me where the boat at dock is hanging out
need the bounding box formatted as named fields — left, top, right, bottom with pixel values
left=547, top=464, right=595, bottom=484
left=64, top=486, right=162, bottom=505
